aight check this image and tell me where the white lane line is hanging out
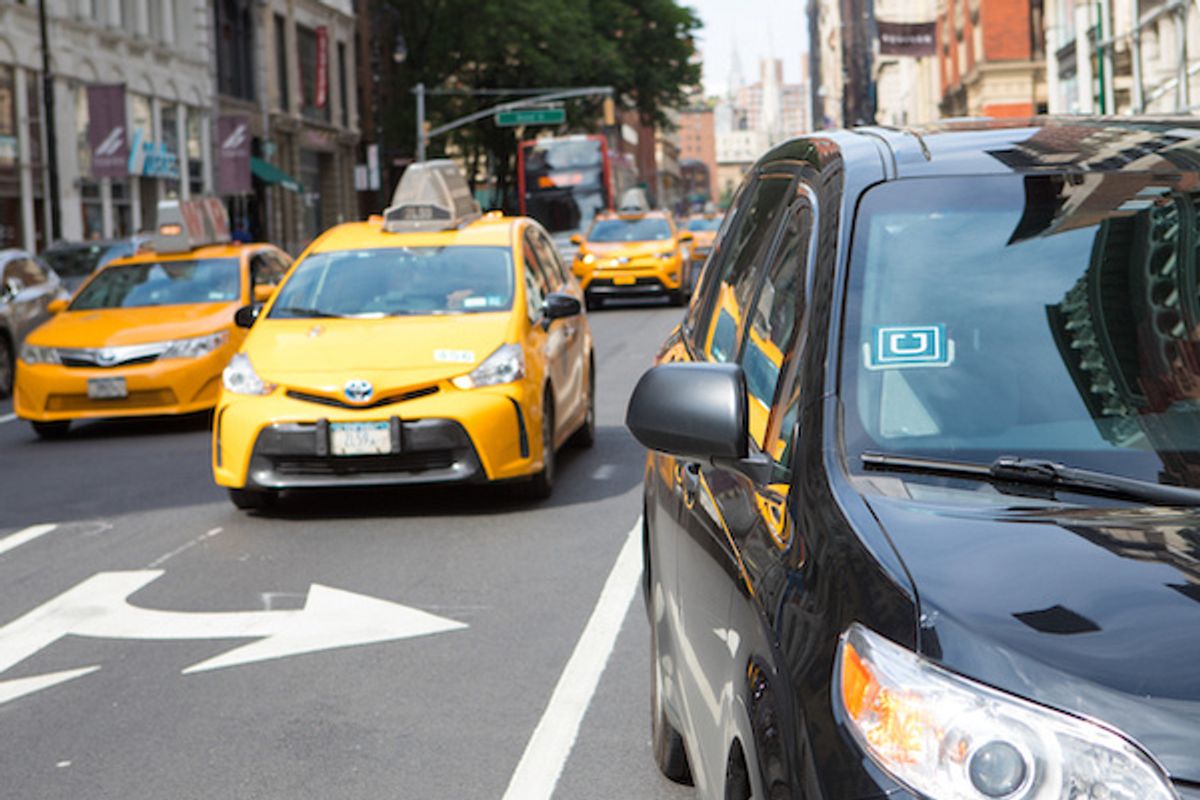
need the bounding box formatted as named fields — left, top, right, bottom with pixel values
left=146, top=527, right=223, bottom=569
left=590, top=464, right=617, bottom=481
left=0, top=413, right=16, bottom=425
left=0, top=524, right=57, bottom=558
left=501, top=518, right=643, bottom=800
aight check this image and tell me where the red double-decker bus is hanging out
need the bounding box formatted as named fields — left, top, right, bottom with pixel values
left=517, top=134, right=637, bottom=234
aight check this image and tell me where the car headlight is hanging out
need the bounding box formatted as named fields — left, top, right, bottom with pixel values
left=19, top=344, right=61, bottom=365
left=580, top=253, right=595, bottom=265
left=658, top=251, right=675, bottom=260
left=451, top=343, right=525, bottom=389
left=836, top=624, right=1176, bottom=800
left=161, top=331, right=229, bottom=359
left=221, top=352, right=275, bottom=396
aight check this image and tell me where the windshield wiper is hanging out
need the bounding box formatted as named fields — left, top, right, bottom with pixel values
left=271, top=306, right=343, bottom=319
left=861, top=451, right=1200, bottom=507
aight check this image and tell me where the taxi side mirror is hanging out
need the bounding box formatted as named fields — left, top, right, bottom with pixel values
left=570, top=234, right=583, bottom=246
left=543, top=292, right=582, bottom=323
left=2, top=278, right=22, bottom=300
left=678, top=232, right=694, bottom=243
left=253, top=284, right=276, bottom=303
left=234, top=304, right=261, bottom=329
left=47, top=298, right=68, bottom=314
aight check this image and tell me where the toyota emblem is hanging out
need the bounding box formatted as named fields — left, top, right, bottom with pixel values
left=97, top=349, right=118, bottom=367
left=344, top=379, right=374, bottom=404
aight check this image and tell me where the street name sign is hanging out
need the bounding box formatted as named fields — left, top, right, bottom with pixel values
left=495, top=108, right=566, bottom=127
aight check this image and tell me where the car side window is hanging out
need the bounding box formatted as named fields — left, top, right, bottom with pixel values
left=522, top=232, right=549, bottom=320
left=740, top=199, right=814, bottom=453
left=531, top=231, right=568, bottom=287
left=250, top=252, right=287, bottom=288
left=690, top=173, right=794, bottom=363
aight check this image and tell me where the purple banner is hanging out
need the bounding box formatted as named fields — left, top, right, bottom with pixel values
left=216, top=115, right=251, bottom=195
left=87, top=84, right=128, bottom=179
left=878, top=21, right=937, bottom=57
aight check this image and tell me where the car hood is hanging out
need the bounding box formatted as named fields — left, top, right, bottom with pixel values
left=688, top=231, right=717, bottom=249
left=28, top=304, right=237, bottom=347
left=582, top=241, right=674, bottom=259
left=245, top=312, right=513, bottom=384
left=868, top=493, right=1200, bottom=782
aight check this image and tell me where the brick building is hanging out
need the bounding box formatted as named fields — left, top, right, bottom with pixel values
left=679, top=106, right=716, bottom=204
left=937, top=0, right=1047, bottom=117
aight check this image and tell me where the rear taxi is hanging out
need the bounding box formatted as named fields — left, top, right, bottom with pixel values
left=681, top=213, right=724, bottom=293
left=213, top=160, right=595, bottom=510
left=570, top=210, right=693, bottom=308
left=15, top=199, right=291, bottom=438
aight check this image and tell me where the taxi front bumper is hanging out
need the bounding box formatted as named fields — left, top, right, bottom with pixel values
left=576, top=261, right=683, bottom=297
left=14, top=349, right=232, bottom=422
left=213, top=382, right=542, bottom=490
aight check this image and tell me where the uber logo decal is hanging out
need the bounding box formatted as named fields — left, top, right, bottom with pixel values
left=864, top=324, right=954, bottom=370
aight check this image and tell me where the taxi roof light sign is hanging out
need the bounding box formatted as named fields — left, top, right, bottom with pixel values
left=383, top=160, right=481, bottom=233
left=153, top=198, right=232, bottom=254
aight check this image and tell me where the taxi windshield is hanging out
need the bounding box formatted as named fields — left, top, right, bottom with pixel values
left=686, top=217, right=722, bottom=232
left=841, top=173, right=1200, bottom=489
left=587, top=218, right=672, bottom=242
left=268, top=246, right=514, bottom=318
left=70, top=258, right=240, bottom=309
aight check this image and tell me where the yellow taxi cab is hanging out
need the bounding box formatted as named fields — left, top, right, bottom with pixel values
left=15, top=198, right=291, bottom=438
left=570, top=210, right=693, bottom=309
left=212, top=160, right=595, bottom=510
left=680, top=212, right=724, bottom=293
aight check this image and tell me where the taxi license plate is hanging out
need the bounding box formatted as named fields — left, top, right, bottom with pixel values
left=87, top=377, right=128, bottom=400
left=613, top=276, right=637, bottom=286
left=330, top=421, right=392, bottom=456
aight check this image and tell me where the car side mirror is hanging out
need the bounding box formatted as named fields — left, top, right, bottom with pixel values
left=570, top=234, right=583, bottom=246
left=678, top=231, right=694, bottom=242
left=3, top=278, right=22, bottom=299
left=253, top=284, right=276, bottom=303
left=542, top=292, right=582, bottom=325
left=47, top=298, right=68, bottom=314
left=626, top=362, right=772, bottom=483
left=234, top=304, right=261, bottom=329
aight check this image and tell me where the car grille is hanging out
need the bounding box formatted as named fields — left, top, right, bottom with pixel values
left=285, top=385, right=439, bottom=410
left=271, top=451, right=457, bottom=476
left=56, top=344, right=168, bottom=368
left=46, top=389, right=177, bottom=411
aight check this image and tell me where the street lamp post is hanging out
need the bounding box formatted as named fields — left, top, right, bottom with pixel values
left=38, top=0, right=61, bottom=244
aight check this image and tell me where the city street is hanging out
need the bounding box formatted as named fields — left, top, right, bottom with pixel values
left=0, top=303, right=692, bottom=800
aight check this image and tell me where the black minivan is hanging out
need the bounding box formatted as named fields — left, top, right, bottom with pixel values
left=626, top=118, right=1200, bottom=800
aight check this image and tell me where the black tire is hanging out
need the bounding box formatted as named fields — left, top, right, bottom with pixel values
left=0, top=334, right=12, bottom=398
left=228, top=487, right=278, bottom=511
left=667, top=288, right=686, bottom=307
left=724, top=743, right=753, bottom=800
left=585, top=294, right=603, bottom=312
left=569, top=356, right=596, bottom=448
left=652, top=618, right=693, bottom=784
left=523, top=390, right=556, bottom=500
left=32, top=420, right=70, bottom=439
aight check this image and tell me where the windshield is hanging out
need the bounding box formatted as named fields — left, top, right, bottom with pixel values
left=686, top=217, right=722, bottom=232
left=841, top=174, right=1200, bottom=488
left=268, top=246, right=514, bottom=318
left=71, top=258, right=241, bottom=309
left=587, top=218, right=672, bottom=243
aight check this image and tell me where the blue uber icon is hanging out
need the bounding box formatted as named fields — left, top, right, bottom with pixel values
left=866, top=324, right=954, bottom=369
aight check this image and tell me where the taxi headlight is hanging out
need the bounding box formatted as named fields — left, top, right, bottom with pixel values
left=222, top=353, right=275, bottom=396
left=836, top=624, right=1176, bottom=800
left=658, top=251, right=675, bottom=260
left=580, top=253, right=595, bottom=265
left=19, top=344, right=61, bottom=365
left=452, top=343, right=525, bottom=390
left=161, top=331, right=229, bottom=360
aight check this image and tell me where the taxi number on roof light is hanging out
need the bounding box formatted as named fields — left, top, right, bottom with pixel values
left=393, top=205, right=451, bottom=222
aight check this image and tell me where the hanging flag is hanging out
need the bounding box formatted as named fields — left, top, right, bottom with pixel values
left=315, top=26, right=329, bottom=109
left=216, top=115, right=251, bottom=195
left=87, top=84, right=129, bottom=178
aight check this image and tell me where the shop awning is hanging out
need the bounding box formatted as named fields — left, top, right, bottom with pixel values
left=250, top=157, right=304, bottom=193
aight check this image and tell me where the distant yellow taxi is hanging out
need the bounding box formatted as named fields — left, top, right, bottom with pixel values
left=15, top=198, right=291, bottom=438
left=681, top=212, right=724, bottom=293
left=212, top=160, right=595, bottom=510
left=570, top=210, right=693, bottom=308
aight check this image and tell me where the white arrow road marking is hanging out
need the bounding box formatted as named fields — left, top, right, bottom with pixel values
left=0, top=412, right=16, bottom=424
left=0, top=667, right=100, bottom=705
left=0, top=570, right=467, bottom=704
left=0, top=524, right=57, bottom=557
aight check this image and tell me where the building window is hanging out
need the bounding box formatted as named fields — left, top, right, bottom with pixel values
left=337, top=41, right=348, bottom=129
left=275, top=13, right=289, bottom=112
left=187, top=109, right=205, bottom=196
left=297, top=25, right=330, bottom=123
left=216, top=0, right=255, bottom=101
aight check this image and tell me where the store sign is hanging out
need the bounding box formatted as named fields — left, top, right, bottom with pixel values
left=878, top=21, right=937, bottom=57
left=216, top=115, right=251, bottom=195
left=315, top=26, right=329, bottom=109
left=87, top=84, right=129, bottom=178
left=127, top=128, right=180, bottom=179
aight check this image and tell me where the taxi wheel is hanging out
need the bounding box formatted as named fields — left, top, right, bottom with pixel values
left=525, top=391, right=555, bottom=500
left=0, top=335, right=12, bottom=398
left=585, top=295, right=603, bottom=312
left=32, top=421, right=71, bottom=439
left=667, top=288, right=686, bottom=307
left=569, top=355, right=596, bottom=448
left=652, top=617, right=693, bottom=784
left=228, top=488, right=278, bottom=512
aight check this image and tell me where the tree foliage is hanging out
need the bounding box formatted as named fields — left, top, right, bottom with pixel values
left=373, top=0, right=701, bottom=208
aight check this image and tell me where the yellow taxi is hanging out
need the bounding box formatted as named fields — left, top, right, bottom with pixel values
left=681, top=212, right=724, bottom=293
left=212, top=160, right=595, bottom=510
left=15, top=198, right=291, bottom=438
left=570, top=210, right=693, bottom=309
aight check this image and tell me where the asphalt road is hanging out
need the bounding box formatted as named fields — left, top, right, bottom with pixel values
left=0, top=302, right=695, bottom=800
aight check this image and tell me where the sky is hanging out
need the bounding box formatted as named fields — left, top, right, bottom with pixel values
left=686, top=0, right=809, bottom=99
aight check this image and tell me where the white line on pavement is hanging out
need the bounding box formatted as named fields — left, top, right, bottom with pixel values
left=0, top=524, right=57, bottom=558
left=501, top=517, right=643, bottom=800
left=146, top=527, right=224, bottom=569
left=0, top=413, right=16, bottom=425
left=590, top=464, right=617, bottom=481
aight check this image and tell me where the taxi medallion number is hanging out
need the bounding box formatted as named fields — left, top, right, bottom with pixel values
left=330, top=421, right=392, bottom=456
left=87, top=377, right=128, bottom=400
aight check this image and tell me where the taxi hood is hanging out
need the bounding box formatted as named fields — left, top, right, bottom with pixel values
left=584, top=240, right=673, bottom=259
left=30, top=304, right=236, bottom=347
left=867, top=493, right=1200, bottom=782
left=246, top=312, right=513, bottom=382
